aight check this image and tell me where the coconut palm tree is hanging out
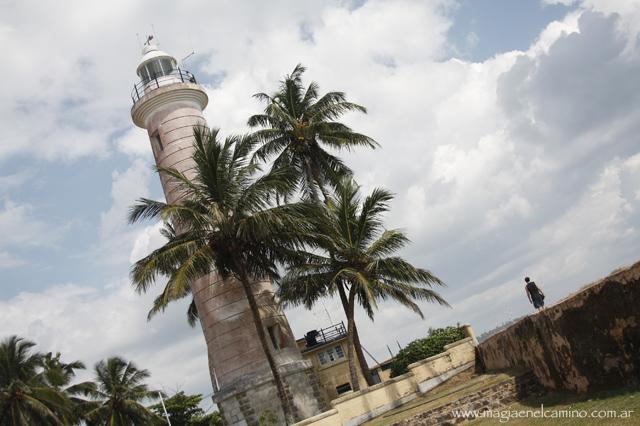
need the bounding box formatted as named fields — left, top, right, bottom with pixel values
left=278, top=179, right=449, bottom=391
left=128, top=128, right=313, bottom=424
left=249, top=64, right=379, bottom=386
left=0, top=336, right=73, bottom=425
left=83, top=356, right=161, bottom=425
left=41, top=352, right=95, bottom=422
left=248, top=64, right=377, bottom=203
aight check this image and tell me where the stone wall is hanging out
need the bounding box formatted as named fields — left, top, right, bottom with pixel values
left=397, top=372, right=542, bottom=425
left=216, top=360, right=327, bottom=426
left=478, top=260, right=640, bottom=393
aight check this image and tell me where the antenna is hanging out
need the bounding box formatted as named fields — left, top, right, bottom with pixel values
left=150, top=24, right=160, bottom=46
left=179, top=30, right=197, bottom=67
left=180, top=51, right=195, bottom=65
left=135, top=33, right=142, bottom=49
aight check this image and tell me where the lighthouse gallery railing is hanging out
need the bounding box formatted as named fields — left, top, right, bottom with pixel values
left=131, top=68, right=197, bottom=104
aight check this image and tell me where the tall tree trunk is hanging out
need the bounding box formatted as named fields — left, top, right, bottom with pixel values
left=236, top=263, right=295, bottom=425
left=337, top=282, right=375, bottom=386
left=304, top=159, right=321, bottom=204
left=346, top=285, right=360, bottom=393
left=314, top=168, right=374, bottom=388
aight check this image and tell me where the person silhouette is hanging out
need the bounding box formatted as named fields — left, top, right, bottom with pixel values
left=525, top=277, right=545, bottom=310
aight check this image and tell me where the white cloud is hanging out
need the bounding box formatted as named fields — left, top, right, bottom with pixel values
left=0, top=199, right=67, bottom=268
left=95, top=158, right=153, bottom=265
left=0, top=251, right=24, bottom=269
left=542, top=0, right=577, bottom=6
left=0, top=280, right=209, bottom=394
left=114, top=127, right=152, bottom=158
left=0, top=170, right=35, bottom=193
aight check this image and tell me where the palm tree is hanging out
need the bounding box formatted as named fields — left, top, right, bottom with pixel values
left=41, top=352, right=95, bottom=422
left=0, top=336, right=73, bottom=425
left=278, top=179, right=449, bottom=391
left=248, top=64, right=378, bottom=202
left=128, top=128, right=313, bottom=424
left=83, top=356, right=161, bottom=425
left=249, top=64, right=379, bottom=386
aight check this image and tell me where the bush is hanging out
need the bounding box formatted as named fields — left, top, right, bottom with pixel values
left=389, top=326, right=466, bottom=377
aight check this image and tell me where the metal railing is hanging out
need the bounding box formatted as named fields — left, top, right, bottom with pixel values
left=304, top=322, right=347, bottom=348
left=131, top=68, right=196, bottom=104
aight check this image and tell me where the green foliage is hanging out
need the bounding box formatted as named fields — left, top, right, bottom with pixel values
left=83, top=356, right=162, bottom=425
left=128, top=127, right=314, bottom=324
left=0, top=335, right=75, bottom=425
left=190, top=411, right=222, bottom=426
left=150, top=391, right=221, bottom=426
left=150, top=391, right=203, bottom=425
left=278, top=179, right=448, bottom=321
left=248, top=64, right=377, bottom=202
left=258, top=409, right=278, bottom=426
left=389, top=326, right=466, bottom=378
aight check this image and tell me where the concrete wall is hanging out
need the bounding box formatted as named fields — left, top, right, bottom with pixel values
left=478, top=260, right=640, bottom=393
left=293, top=337, right=476, bottom=426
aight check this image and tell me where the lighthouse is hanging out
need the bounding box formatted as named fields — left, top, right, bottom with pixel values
left=130, top=40, right=325, bottom=424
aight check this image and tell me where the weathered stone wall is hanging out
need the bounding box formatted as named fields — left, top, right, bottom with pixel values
left=216, top=361, right=327, bottom=426
left=397, top=372, right=542, bottom=425
left=478, top=260, right=640, bottom=393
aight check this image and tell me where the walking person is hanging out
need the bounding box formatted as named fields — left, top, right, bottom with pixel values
left=525, top=277, right=545, bottom=311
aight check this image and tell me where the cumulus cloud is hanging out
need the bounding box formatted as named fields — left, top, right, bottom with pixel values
left=96, top=158, right=153, bottom=265
left=0, top=280, right=208, bottom=394
left=0, top=199, right=67, bottom=269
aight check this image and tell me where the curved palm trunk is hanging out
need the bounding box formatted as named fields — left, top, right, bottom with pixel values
left=318, top=177, right=374, bottom=388
left=236, top=263, right=295, bottom=425
left=337, top=282, right=375, bottom=386
left=346, top=286, right=361, bottom=393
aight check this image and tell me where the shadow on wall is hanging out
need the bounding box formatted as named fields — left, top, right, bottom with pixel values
left=478, top=260, right=640, bottom=393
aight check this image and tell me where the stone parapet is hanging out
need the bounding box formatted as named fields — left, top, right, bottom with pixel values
left=478, top=260, right=640, bottom=393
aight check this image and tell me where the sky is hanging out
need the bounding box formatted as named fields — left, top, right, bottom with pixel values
left=1, top=0, right=640, bottom=405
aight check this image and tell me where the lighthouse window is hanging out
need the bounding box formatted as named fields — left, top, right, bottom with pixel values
left=144, top=58, right=175, bottom=80
left=139, top=66, right=151, bottom=83
left=150, top=133, right=163, bottom=153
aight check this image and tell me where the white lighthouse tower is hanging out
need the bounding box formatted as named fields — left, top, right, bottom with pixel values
left=130, top=40, right=326, bottom=425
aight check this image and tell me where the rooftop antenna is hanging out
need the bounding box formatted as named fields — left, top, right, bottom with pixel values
left=180, top=50, right=195, bottom=65
left=135, top=33, right=142, bottom=50
left=321, top=301, right=333, bottom=324
left=180, top=31, right=196, bottom=66
left=150, top=24, right=159, bottom=45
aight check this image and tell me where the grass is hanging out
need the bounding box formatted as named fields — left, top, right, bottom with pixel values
left=470, top=387, right=640, bottom=425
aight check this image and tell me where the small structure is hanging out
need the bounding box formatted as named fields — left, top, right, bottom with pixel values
left=296, top=323, right=368, bottom=400
left=370, top=358, right=394, bottom=384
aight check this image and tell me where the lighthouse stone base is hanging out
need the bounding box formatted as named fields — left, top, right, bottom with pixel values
left=214, top=359, right=326, bottom=426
